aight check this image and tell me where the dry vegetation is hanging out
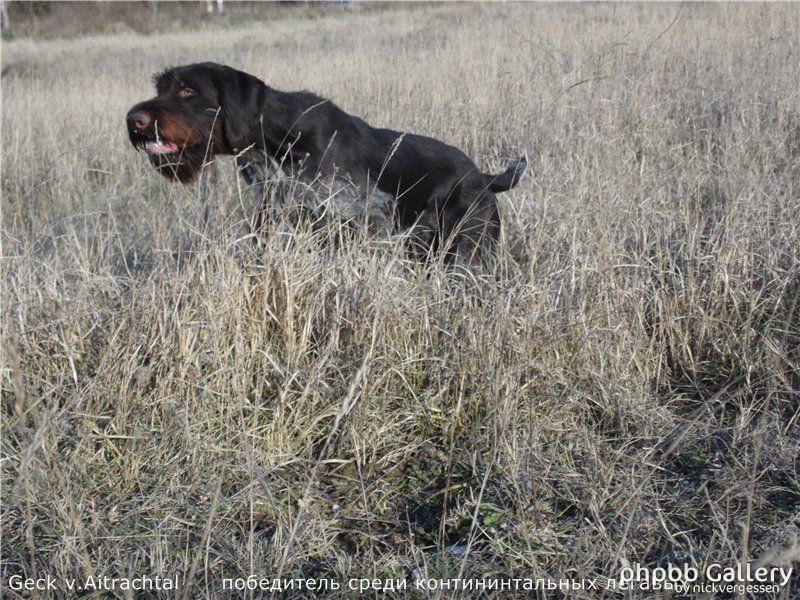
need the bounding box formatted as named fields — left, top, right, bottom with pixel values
left=2, top=3, right=799, bottom=598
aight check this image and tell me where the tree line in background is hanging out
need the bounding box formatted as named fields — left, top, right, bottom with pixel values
left=0, top=1, right=354, bottom=39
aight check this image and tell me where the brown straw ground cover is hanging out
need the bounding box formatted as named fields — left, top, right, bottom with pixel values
left=1, top=3, right=798, bottom=597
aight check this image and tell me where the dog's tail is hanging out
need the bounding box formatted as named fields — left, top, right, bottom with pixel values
left=483, top=154, right=527, bottom=193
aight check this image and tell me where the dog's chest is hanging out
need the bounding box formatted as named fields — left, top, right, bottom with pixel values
left=235, top=149, right=394, bottom=235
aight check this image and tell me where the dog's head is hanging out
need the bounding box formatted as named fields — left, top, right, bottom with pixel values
left=126, top=62, right=265, bottom=183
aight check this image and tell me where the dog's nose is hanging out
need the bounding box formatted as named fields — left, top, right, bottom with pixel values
left=127, top=110, right=151, bottom=130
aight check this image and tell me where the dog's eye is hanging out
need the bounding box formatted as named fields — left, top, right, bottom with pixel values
left=178, top=88, right=196, bottom=98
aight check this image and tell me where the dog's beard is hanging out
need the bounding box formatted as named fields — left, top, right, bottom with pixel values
left=148, top=145, right=211, bottom=183
left=128, top=112, right=221, bottom=184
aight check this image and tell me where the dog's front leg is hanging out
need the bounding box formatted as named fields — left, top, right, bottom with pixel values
left=235, top=150, right=288, bottom=249
left=235, top=155, right=265, bottom=238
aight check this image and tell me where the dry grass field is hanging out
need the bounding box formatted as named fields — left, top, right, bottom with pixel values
left=2, top=2, right=799, bottom=597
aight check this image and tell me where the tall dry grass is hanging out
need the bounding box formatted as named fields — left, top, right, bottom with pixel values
left=2, top=3, right=799, bottom=597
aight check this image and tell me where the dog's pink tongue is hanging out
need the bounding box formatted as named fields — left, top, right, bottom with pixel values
left=145, top=141, right=178, bottom=154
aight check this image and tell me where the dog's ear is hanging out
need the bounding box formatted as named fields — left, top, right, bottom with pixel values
left=213, top=65, right=265, bottom=153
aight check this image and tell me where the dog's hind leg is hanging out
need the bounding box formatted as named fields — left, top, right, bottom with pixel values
left=442, top=190, right=501, bottom=271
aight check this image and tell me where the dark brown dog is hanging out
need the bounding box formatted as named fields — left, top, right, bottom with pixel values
left=126, top=62, right=526, bottom=265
